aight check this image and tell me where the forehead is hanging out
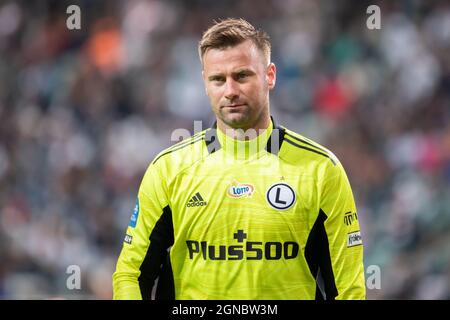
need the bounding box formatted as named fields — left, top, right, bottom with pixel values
left=202, top=40, right=264, bottom=73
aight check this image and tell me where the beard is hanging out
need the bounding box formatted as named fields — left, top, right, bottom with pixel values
left=219, top=104, right=253, bottom=129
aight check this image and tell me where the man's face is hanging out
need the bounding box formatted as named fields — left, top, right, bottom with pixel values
left=202, top=39, right=276, bottom=131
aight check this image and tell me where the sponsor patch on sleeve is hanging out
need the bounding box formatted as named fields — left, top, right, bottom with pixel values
left=129, top=198, right=139, bottom=228
left=344, top=211, right=358, bottom=226
left=347, top=231, right=363, bottom=247
left=124, top=234, right=133, bottom=244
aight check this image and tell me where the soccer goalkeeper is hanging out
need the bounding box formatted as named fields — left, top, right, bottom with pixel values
left=112, top=18, right=365, bottom=300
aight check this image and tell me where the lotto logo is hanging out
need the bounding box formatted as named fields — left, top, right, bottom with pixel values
left=227, top=182, right=254, bottom=198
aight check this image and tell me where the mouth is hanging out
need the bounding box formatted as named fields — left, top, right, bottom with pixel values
left=222, top=103, right=246, bottom=109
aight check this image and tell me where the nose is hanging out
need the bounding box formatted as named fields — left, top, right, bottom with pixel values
left=224, top=78, right=239, bottom=101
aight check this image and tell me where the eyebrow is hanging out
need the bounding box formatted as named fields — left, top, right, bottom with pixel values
left=207, top=68, right=255, bottom=81
left=208, top=74, right=225, bottom=81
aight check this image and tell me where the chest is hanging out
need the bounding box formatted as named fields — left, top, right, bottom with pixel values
left=169, top=158, right=320, bottom=242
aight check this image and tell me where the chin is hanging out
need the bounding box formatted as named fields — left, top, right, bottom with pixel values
left=222, top=111, right=246, bottom=123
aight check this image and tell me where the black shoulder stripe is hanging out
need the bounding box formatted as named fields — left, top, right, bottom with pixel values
left=284, top=132, right=329, bottom=155
left=204, top=128, right=221, bottom=154
left=265, top=126, right=285, bottom=156
left=284, top=137, right=336, bottom=165
left=152, top=135, right=204, bottom=164
left=166, top=132, right=205, bottom=152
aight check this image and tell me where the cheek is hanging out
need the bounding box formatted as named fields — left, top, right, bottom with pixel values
left=245, top=82, right=264, bottom=100
left=208, top=87, right=223, bottom=103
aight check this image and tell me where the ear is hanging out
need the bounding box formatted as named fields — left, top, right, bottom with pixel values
left=202, top=70, right=208, bottom=96
left=266, top=63, right=276, bottom=90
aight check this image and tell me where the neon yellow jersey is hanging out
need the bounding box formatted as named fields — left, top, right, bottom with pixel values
left=112, top=119, right=365, bottom=300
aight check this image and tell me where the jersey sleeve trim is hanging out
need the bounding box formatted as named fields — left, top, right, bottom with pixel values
left=138, top=205, right=174, bottom=299
left=304, top=209, right=339, bottom=300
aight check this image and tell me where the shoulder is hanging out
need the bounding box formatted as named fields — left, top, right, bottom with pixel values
left=152, top=130, right=207, bottom=164
left=148, top=130, right=208, bottom=175
left=138, top=130, right=209, bottom=192
left=280, top=126, right=340, bottom=169
left=136, top=131, right=209, bottom=198
left=138, top=130, right=207, bottom=185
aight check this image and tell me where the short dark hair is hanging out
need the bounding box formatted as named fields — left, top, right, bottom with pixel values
left=199, top=18, right=271, bottom=65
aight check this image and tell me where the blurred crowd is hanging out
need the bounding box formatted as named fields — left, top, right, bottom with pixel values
left=0, top=0, right=449, bottom=299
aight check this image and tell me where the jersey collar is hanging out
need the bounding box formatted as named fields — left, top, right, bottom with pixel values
left=204, top=117, right=285, bottom=156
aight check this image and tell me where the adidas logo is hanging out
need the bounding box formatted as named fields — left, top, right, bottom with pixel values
left=186, top=192, right=207, bottom=207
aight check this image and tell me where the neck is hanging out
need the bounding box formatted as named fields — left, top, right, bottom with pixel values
left=215, top=118, right=274, bottom=160
left=217, top=114, right=271, bottom=141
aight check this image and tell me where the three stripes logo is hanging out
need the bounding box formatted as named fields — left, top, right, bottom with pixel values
left=186, top=192, right=207, bottom=208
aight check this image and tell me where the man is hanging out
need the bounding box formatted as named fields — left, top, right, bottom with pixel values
left=113, top=18, right=365, bottom=300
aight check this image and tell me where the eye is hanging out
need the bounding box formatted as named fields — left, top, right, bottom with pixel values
left=237, top=72, right=248, bottom=80
left=209, top=76, right=225, bottom=83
